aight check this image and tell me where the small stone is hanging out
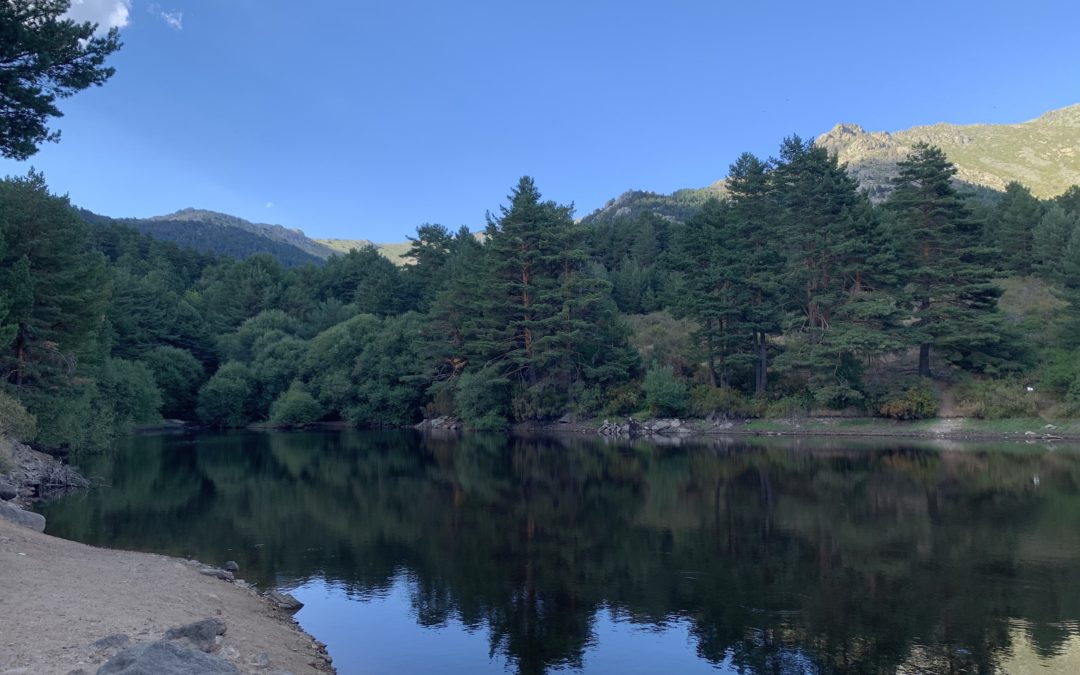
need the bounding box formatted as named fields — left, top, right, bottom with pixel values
left=222, top=560, right=240, bottom=573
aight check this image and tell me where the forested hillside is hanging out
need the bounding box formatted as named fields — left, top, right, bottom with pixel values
left=4, top=133, right=1080, bottom=453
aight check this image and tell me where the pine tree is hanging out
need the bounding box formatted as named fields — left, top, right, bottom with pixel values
left=1033, top=205, right=1079, bottom=280
left=988, top=182, right=1043, bottom=275
left=726, top=152, right=784, bottom=395
left=0, top=171, right=109, bottom=390
left=886, top=144, right=1011, bottom=377
left=770, top=138, right=903, bottom=404
left=671, top=198, right=750, bottom=389
left=473, top=177, right=636, bottom=419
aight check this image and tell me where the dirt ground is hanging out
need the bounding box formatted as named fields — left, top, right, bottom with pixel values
left=0, top=517, right=334, bottom=674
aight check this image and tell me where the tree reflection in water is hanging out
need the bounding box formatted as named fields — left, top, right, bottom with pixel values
left=43, top=431, right=1080, bottom=674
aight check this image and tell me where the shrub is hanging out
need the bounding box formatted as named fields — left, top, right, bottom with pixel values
left=100, top=358, right=163, bottom=433
left=763, top=394, right=812, bottom=419
left=879, top=381, right=939, bottom=420
left=689, top=385, right=756, bottom=418
left=139, top=346, right=205, bottom=419
left=30, top=383, right=115, bottom=453
left=956, top=379, right=1039, bottom=419
left=269, top=385, right=324, bottom=428
left=642, top=365, right=689, bottom=417
left=0, top=389, right=37, bottom=441
left=197, top=362, right=254, bottom=428
left=510, top=381, right=566, bottom=422
left=602, top=382, right=642, bottom=417
left=454, top=368, right=510, bottom=431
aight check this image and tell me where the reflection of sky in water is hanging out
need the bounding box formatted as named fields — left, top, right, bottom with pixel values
left=291, top=576, right=738, bottom=674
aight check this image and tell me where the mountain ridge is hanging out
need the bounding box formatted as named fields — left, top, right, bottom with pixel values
left=817, top=103, right=1080, bottom=199
left=82, top=103, right=1080, bottom=263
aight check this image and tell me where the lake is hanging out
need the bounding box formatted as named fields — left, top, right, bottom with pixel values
left=39, top=430, right=1080, bottom=674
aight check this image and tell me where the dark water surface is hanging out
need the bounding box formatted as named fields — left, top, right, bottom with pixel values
left=40, top=431, right=1080, bottom=674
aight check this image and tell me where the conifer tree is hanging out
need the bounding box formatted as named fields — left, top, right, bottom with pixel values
left=770, top=138, right=903, bottom=404
left=726, top=152, right=784, bottom=395
left=988, top=182, right=1043, bottom=274
left=671, top=198, right=749, bottom=389
left=0, top=171, right=109, bottom=390
left=886, top=144, right=1010, bottom=377
left=475, top=177, right=636, bottom=419
left=1033, top=205, right=1079, bottom=280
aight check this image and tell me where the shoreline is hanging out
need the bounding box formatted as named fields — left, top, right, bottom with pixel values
left=506, top=416, right=1080, bottom=444
left=0, top=434, right=335, bottom=674
left=0, top=516, right=334, bottom=674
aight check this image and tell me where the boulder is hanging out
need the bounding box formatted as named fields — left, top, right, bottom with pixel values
left=0, top=480, right=17, bottom=501
left=96, top=640, right=239, bottom=674
left=266, top=590, right=304, bottom=612
left=0, top=501, right=45, bottom=532
left=198, top=567, right=234, bottom=582
left=222, top=561, right=240, bottom=573
left=162, top=618, right=226, bottom=653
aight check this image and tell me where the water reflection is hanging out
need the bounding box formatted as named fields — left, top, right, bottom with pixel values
left=42, top=431, right=1080, bottom=674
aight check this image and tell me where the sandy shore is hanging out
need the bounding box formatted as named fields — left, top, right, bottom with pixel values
left=0, top=517, right=334, bottom=674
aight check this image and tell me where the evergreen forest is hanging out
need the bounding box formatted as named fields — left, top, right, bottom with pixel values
left=5, top=137, right=1080, bottom=452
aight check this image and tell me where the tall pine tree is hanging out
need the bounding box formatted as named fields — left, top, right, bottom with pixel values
left=886, top=144, right=1011, bottom=377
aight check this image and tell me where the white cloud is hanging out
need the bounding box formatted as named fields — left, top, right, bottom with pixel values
left=159, top=9, right=182, bottom=30
left=65, top=0, right=132, bottom=32
left=265, top=202, right=275, bottom=209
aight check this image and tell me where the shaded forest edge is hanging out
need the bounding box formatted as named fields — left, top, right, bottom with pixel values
left=5, top=139, right=1080, bottom=456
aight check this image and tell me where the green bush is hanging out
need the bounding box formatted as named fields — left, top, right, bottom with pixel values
left=30, top=383, right=115, bottom=453
left=602, top=382, right=642, bottom=417
left=269, top=385, right=324, bottom=428
left=763, top=394, right=812, bottom=419
left=879, top=381, right=939, bottom=420
left=510, top=381, right=566, bottom=422
left=642, top=365, right=689, bottom=417
left=100, top=358, right=162, bottom=433
left=454, top=368, right=510, bottom=431
left=197, top=362, right=254, bottom=428
left=689, top=385, right=756, bottom=418
left=956, top=378, right=1038, bottom=419
left=140, top=346, right=205, bottom=419
left=0, top=389, right=37, bottom=441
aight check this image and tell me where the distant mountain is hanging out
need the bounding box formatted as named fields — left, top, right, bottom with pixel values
left=79, top=208, right=412, bottom=268
left=816, top=103, right=1080, bottom=200
left=581, top=103, right=1080, bottom=224
left=147, top=208, right=338, bottom=260
left=580, top=186, right=724, bottom=226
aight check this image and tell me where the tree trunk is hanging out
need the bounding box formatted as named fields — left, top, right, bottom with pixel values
left=919, top=343, right=931, bottom=378
left=755, top=332, right=768, bottom=396
left=705, top=322, right=718, bottom=388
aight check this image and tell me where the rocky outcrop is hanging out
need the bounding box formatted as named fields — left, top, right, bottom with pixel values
left=0, top=434, right=89, bottom=506
left=0, top=500, right=46, bottom=532
left=414, top=416, right=461, bottom=431
left=598, top=418, right=695, bottom=438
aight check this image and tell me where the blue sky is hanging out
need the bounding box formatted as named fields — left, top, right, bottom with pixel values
left=3, top=0, right=1079, bottom=241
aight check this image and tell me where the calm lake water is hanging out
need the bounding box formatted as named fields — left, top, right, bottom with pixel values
left=39, top=430, right=1080, bottom=674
